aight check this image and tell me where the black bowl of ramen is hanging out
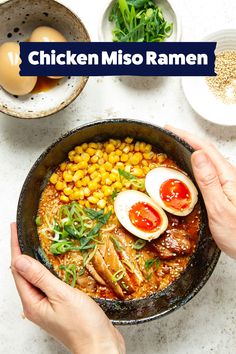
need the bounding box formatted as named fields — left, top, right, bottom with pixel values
left=17, top=119, right=220, bottom=325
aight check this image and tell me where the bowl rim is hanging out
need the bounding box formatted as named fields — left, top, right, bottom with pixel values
left=17, top=118, right=221, bottom=324
left=0, top=0, right=91, bottom=119
left=98, top=0, right=182, bottom=42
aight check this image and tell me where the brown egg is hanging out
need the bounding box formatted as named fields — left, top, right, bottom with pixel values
left=30, top=26, right=67, bottom=79
left=0, top=42, right=37, bottom=96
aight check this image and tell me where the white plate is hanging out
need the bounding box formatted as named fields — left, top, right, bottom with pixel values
left=98, top=0, right=181, bottom=42
left=182, top=29, right=236, bottom=126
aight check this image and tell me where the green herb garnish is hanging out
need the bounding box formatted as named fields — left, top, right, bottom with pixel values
left=145, top=257, right=161, bottom=280
left=111, top=269, right=125, bottom=283
left=118, top=168, right=137, bottom=181
left=111, top=188, right=118, bottom=200
left=145, top=257, right=160, bottom=271
left=109, top=0, right=173, bottom=43
left=133, top=239, right=147, bottom=250
left=35, top=216, right=42, bottom=226
left=110, top=236, right=123, bottom=251
left=59, top=264, right=77, bottom=287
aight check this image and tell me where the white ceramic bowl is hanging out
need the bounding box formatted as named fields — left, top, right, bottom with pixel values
left=99, top=0, right=181, bottom=42
left=182, top=29, right=236, bottom=126
left=0, top=0, right=90, bottom=119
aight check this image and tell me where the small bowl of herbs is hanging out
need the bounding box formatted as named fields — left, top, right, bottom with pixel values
left=99, top=0, right=181, bottom=42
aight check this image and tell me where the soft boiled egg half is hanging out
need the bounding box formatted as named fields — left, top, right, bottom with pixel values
left=145, top=167, right=198, bottom=216
left=114, top=190, right=168, bottom=241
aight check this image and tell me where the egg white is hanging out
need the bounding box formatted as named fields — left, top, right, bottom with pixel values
left=145, top=167, right=198, bottom=216
left=114, top=190, right=168, bottom=241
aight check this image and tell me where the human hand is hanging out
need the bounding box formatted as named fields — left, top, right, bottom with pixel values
left=10, top=223, right=125, bottom=354
left=165, top=125, right=236, bottom=259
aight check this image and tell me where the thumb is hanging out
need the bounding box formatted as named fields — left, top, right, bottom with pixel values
left=14, top=254, right=70, bottom=300
left=191, top=150, right=228, bottom=217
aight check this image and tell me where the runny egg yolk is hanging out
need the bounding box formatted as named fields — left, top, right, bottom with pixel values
left=129, top=202, right=162, bottom=232
left=160, top=179, right=191, bottom=211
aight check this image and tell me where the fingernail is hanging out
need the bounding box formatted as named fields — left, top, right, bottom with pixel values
left=193, top=151, right=209, bottom=169
left=14, top=256, right=31, bottom=273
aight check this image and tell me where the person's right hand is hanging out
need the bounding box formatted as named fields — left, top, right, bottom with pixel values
left=166, top=125, right=236, bottom=259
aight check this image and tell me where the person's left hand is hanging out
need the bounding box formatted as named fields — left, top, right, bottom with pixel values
left=11, top=223, right=125, bottom=354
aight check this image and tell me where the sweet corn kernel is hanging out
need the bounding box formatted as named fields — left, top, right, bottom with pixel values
left=124, top=165, right=131, bottom=173
left=73, top=170, right=84, bottom=182
left=91, top=155, right=99, bottom=163
left=77, top=161, right=88, bottom=170
left=81, top=152, right=90, bottom=162
left=88, top=196, right=99, bottom=204
left=89, top=142, right=98, bottom=149
left=105, top=178, right=112, bottom=186
left=95, top=150, right=103, bottom=158
left=108, top=154, right=119, bottom=164
left=139, top=142, right=146, bottom=152
left=74, top=155, right=81, bottom=164
left=116, top=149, right=122, bottom=156
left=93, top=191, right=103, bottom=199
left=81, top=176, right=90, bottom=186
left=88, top=181, right=98, bottom=191
left=121, top=153, right=129, bottom=162
left=116, top=162, right=124, bottom=170
left=81, top=143, right=88, bottom=150
left=106, top=143, right=115, bottom=153
left=63, top=171, right=73, bottom=183
left=103, top=152, right=108, bottom=162
left=104, top=161, right=113, bottom=172
left=60, top=162, right=67, bottom=171
left=99, top=166, right=106, bottom=174
left=88, top=165, right=97, bottom=174
left=85, top=201, right=91, bottom=208
left=157, top=154, right=167, bottom=163
left=84, top=187, right=91, bottom=197
left=134, top=142, right=140, bottom=151
left=123, top=146, right=130, bottom=154
left=132, top=167, right=144, bottom=177
left=142, top=160, right=148, bottom=166
left=68, top=150, right=76, bottom=161
left=94, top=177, right=101, bottom=184
left=143, top=166, right=150, bottom=174
left=125, top=137, right=133, bottom=144
left=144, top=144, right=152, bottom=152
left=109, top=139, right=118, bottom=146
left=55, top=181, right=66, bottom=191
left=77, top=190, right=85, bottom=200
left=90, top=171, right=99, bottom=179
left=143, top=152, right=154, bottom=160
left=113, top=181, right=123, bottom=190
left=63, top=187, right=73, bottom=196
left=103, top=187, right=113, bottom=197
left=50, top=173, right=58, bottom=185
left=129, top=145, right=134, bottom=151
left=110, top=173, right=117, bottom=182
left=60, top=195, right=69, bottom=203
left=97, top=199, right=106, bottom=209
left=130, top=152, right=142, bottom=165
left=98, top=158, right=105, bottom=165
left=86, top=147, right=96, bottom=156
left=75, top=146, right=83, bottom=154
left=75, top=180, right=82, bottom=188
left=70, top=191, right=81, bottom=201
left=70, top=164, right=79, bottom=172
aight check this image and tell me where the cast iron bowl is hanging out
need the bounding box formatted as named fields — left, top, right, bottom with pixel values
left=17, top=119, right=220, bottom=325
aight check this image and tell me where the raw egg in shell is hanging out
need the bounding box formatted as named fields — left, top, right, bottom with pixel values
left=0, top=42, right=37, bottom=96
left=145, top=167, right=198, bottom=216
left=114, top=190, right=168, bottom=241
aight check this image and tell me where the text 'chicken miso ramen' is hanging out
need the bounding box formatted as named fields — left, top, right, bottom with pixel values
left=36, top=137, right=200, bottom=300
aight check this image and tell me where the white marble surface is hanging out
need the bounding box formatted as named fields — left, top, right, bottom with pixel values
left=0, top=0, right=236, bottom=353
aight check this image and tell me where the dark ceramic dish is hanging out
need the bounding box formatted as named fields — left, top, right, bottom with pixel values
left=17, top=119, right=220, bottom=325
